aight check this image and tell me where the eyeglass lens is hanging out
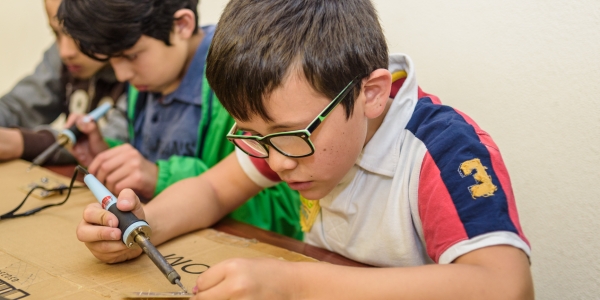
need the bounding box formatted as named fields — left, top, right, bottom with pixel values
left=270, top=135, right=312, bottom=156
left=233, top=135, right=312, bottom=158
left=233, top=139, right=268, bottom=157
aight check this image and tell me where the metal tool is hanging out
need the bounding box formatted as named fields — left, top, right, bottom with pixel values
left=125, top=291, right=194, bottom=298
left=78, top=166, right=187, bottom=293
left=27, top=102, right=113, bottom=171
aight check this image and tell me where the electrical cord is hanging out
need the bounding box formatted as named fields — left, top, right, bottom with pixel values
left=0, top=166, right=86, bottom=220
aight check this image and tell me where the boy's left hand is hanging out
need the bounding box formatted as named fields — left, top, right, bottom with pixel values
left=192, top=258, right=297, bottom=300
left=88, top=143, right=158, bottom=199
left=65, top=113, right=109, bottom=166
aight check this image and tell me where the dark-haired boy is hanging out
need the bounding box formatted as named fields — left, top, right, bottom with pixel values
left=75, top=0, right=533, bottom=298
left=59, top=0, right=301, bottom=239
left=0, top=0, right=127, bottom=164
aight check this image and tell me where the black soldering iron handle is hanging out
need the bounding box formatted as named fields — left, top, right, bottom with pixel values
left=66, top=123, right=83, bottom=139
left=106, top=205, right=143, bottom=239
left=106, top=204, right=182, bottom=285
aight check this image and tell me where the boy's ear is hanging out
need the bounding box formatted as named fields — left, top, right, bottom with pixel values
left=173, top=9, right=197, bottom=39
left=361, top=69, right=392, bottom=119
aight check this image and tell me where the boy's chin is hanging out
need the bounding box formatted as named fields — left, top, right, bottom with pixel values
left=297, top=186, right=331, bottom=201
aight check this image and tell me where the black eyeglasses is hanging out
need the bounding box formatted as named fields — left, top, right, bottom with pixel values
left=0, top=166, right=86, bottom=220
left=227, top=77, right=360, bottom=158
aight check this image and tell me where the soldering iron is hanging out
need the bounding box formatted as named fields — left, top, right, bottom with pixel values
left=77, top=166, right=188, bottom=293
left=27, top=102, right=113, bottom=171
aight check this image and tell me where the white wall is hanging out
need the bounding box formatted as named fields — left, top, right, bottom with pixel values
left=0, top=1, right=54, bottom=95
left=378, top=1, right=600, bottom=299
left=1, top=0, right=598, bottom=299
left=0, top=0, right=228, bottom=95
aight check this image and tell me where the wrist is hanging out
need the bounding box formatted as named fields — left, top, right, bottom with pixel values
left=141, top=161, right=158, bottom=199
left=0, top=128, right=24, bottom=160
left=285, top=261, right=310, bottom=300
left=142, top=205, right=168, bottom=246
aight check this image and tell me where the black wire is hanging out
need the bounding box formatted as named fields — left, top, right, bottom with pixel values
left=0, top=166, right=86, bottom=220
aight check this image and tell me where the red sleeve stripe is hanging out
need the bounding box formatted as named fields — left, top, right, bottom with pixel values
left=418, top=87, right=442, bottom=104
left=453, top=109, right=529, bottom=246
left=486, top=145, right=530, bottom=246
left=419, top=152, right=469, bottom=263
left=409, top=97, right=527, bottom=262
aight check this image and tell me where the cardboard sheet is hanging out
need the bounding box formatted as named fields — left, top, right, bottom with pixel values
left=0, top=160, right=316, bottom=299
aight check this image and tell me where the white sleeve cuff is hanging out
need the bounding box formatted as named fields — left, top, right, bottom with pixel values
left=235, top=148, right=278, bottom=188
left=438, top=231, right=531, bottom=264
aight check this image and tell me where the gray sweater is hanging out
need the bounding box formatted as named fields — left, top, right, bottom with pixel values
left=0, top=43, right=128, bottom=163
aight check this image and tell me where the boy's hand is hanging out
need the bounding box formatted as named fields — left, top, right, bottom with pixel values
left=88, top=144, right=158, bottom=199
left=192, top=258, right=298, bottom=300
left=76, top=189, right=144, bottom=263
left=64, top=113, right=109, bottom=166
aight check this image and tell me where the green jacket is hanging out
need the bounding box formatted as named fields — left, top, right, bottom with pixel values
left=106, top=72, right=302, bottom=240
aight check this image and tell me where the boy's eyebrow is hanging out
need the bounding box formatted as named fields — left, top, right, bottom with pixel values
left=268, top=123, right=304, bottom=132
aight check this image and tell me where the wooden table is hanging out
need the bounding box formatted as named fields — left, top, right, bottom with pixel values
left=46, top=164, right=369, bottom=268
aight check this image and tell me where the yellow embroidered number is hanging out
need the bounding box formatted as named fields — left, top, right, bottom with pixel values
left=459, top=158, right=497, bottom=199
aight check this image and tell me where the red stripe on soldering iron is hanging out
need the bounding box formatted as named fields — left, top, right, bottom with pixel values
left=102, top=196, right=111, bottom=209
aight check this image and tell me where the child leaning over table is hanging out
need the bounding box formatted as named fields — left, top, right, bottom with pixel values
left=58, top=0, right=301, bottom=239
left=75, top=0, right=533, bottom=298
left=0, top=0, right=127, bottom=164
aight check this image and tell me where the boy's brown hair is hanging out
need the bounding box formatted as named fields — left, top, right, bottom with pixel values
left=58, top=0, right=199, bottom=61
left=206, top=0, right=388, bottom=122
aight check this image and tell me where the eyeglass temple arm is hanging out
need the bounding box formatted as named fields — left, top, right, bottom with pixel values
left=306, top=79, right=358, bottom=133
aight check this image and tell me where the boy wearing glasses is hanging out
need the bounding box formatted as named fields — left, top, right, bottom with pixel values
left=58, top=0, right=301, bottom=239
left=76, top=0, right=533, bottom=298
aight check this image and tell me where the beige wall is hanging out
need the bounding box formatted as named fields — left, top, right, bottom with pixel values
left=1, top=0, right=598, bottom=298
left=0, top=0, right=229, bottom=94
left=0, top=1, right=54, bottom=94
left=380, top=1, right=600, bottom=299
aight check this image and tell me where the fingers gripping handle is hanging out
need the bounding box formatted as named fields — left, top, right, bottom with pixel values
left=83, top=173, right=151, bottom=246
left=61, top=102, right=112, bottom=145
left=81, top=171, right=185, bottom=290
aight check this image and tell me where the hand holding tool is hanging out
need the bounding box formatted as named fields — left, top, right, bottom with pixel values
left=27, top=102, right=112, bottom=171
left=78, top=166, right=187, bottom=293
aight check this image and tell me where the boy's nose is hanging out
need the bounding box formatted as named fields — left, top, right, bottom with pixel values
left=58, top=35, right=78, bottom=60
left=109, top=57, right=134, bottom=82
left=266, top=147, right=298, bottom=173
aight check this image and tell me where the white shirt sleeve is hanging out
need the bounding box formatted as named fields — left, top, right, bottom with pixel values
left=235, top=148, right=279, bottom=188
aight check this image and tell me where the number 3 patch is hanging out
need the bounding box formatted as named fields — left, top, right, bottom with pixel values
left=459, top=158, right=497, bottom=199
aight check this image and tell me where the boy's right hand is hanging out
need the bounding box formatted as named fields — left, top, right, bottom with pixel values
left=76, top=188, right=144, bottom=263
left=64, top=113, right=109, bottom=166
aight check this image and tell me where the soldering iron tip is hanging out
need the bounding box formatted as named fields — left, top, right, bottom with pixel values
left=175, top=279, right=187, bottom=294
left=26, top=164, right=35, bottom=172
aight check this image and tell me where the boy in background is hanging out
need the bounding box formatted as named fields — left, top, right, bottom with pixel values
left=59, top=0, right=301, bottom=239
left=0, top=0, right=126, bottom=164
left=75, top=0, right=533, bottom=298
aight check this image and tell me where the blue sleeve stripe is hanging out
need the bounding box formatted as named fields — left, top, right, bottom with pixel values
left=406, top=97, right=518, bottom=238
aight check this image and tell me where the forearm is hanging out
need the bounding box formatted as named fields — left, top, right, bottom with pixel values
left=295, top=247, right=532, bottom=300
left=146, top=153, right=262, bottom=246
left=19, top=128, right=57, bottom=161
left=145, top=176, right=226, bottom=245
left=0, top=128, right=24, bottom=160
